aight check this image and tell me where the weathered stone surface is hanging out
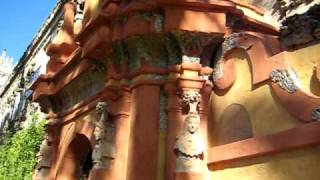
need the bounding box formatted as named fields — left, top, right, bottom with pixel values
left=280, top=4, right=320, bottom=49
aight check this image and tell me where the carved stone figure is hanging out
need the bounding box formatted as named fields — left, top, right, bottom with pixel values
left=36, top=138, right=53, bottom=168
left=34, top=135, right=53, bottom=179
left=92, top=102, right=116, bottom=169
left=270, top=69, right=298, bottom=93
left=175, top=90, right=205, bottom=172
left=174, top=113, right=205, bottom=172
left=73, top=0, right=84, bottom=21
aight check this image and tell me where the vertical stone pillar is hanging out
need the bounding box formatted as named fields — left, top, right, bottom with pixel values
left=107, top=89, right=131, bottom=180
left=175, top=63, right=208, bottom=180
left=164, top=81, right=184, bottom=180
left=126, top=85, right=160, bottom=180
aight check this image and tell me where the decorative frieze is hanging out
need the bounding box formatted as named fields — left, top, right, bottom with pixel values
left=172, top=31, right=222, bottom=58
left=125, top=36, right=169, bottom=71
left=59, top=70, right=105, bottom=112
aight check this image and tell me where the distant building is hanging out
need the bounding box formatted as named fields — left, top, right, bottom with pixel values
left=0, top=50, right=14, bottom=93
left=0, top=0, right=65, bottom=134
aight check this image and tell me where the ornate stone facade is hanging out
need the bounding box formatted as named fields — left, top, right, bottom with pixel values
left=26, top=0, right=320, bottom=180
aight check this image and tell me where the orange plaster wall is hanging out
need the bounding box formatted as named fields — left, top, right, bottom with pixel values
left=208, top=45, right=320, bottom=179
left=210, top=52, right=301, bottom=145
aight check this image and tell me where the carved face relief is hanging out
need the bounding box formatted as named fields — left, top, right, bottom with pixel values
left=185, top=114, right=200, bottom=134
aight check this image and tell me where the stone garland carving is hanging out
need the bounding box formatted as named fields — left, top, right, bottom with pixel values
left=212, top=33, right=250, bottom=82
left=174, top=90, right=205, bottom=172
left=280, top=4, right=320, bottom=48
left=92, top=102, right=116, bottom=169
left=34, top=135, right=54, bottom=179
left=270, top=69, right=298, bottom=94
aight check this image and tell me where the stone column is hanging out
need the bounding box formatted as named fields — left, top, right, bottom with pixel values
left=109, top=89, right=131, bottom=180
left=174, top=88, right=205, bottom=180
left=126, top=84, right=160, bottom=180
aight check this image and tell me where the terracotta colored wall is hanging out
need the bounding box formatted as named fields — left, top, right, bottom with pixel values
left=126, top=85, right=160, bottom=180
left=50, top=112, right=96, bottom=180
left=208, top=44, right=320, bottom=179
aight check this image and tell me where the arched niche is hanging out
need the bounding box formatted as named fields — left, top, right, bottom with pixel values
left=56, top=134, right=93, bottom=180
left=215, top=104, right=253, bottom=146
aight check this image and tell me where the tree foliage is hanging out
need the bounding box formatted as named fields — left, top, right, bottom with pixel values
left=0, top=113, right=45, bottom=180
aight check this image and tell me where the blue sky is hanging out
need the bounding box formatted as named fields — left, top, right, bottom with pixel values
left=0, top=0, right=57, bottom=63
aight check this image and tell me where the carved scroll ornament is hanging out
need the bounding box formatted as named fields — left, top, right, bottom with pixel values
left=270, top=69, right=298, bottom=94
left=212, top=33, right=251, bottom=82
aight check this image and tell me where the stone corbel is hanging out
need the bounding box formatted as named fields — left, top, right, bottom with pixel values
left=46, top=2, right=79, bottom=76
left=92, top=101, right=116, bottom=169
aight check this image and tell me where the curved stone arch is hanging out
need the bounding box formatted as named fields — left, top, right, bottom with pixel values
left=56, top=133, right=93, bottom=180
left=75, top=119, right=95, bottom=150
left=212, top=32, right=282, bottom=90
left=214, top=103, right=253, bottom=146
